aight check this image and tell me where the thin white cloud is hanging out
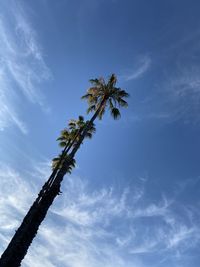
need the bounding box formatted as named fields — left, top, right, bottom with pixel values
left=0, top=1, right=51, bottom=133
left=52, top=177, right=130, bottom=226
left=0, top=161, right=199, bottom=267
left=122, top=55, right=151, bottom=81
left=167, top=225, right=196, bottom=249
left=0, top=67, right=28, bottom=134
left=127, top=64, right=200, bottom=125
left=158, top=66, right=200, bottom=124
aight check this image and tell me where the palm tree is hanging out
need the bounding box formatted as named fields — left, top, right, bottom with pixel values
left=39, top=115, right=95, bottom=196
left=51, top=115, right=95, bottom=181
left=50, top=116, right=95, bottom=187
left=0, top=74, right=129, bottom=267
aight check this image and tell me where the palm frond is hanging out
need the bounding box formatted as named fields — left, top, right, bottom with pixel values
left=68, top=120, right=76, bottom=126
left=116, top=89, right=130, bottom=98
left=87, top=105, right=96, bottom=114
left=117, top=97, right=128, bottom=107
left=77, top=115, right=83, bottom=121
left=89, top=78, right=100, bottom=84
left=111, top=107, right=121, bottom=119
left=51, top=157, right=62, bottom=170
left=88, top=122, right=96, bottom=133
left=59, top=141, right=67, bottom=147
left=57, top=136, right=64, bottom=141
left=85, top=132, right=93, bottom=139
left=89, top=78, right=105, bottom=87
left=64, top=157, right=76, bottom=173
left=108, top=74, right=117, bottom=87
left=81, top=93, right=93, bottom=99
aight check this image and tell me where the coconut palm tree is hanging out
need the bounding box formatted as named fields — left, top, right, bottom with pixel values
left=0, top=74, right=129, bottom=267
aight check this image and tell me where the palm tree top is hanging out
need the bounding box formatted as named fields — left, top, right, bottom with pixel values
left=82, top=74, right=129, bottom=119
left=57, top=115, right=96, bottom=148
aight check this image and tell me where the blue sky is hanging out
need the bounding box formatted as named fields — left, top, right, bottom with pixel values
left=0, top=0, right=200, bottom=266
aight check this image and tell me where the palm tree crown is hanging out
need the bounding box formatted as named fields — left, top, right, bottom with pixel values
left=57, top=115, right=96, bottom=150
left=82, top=74, right=129, bottom=120
left=52, top=115, right=96, bottom=171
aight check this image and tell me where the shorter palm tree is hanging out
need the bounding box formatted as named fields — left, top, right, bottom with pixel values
left=49, top=115, right=95, bottom=188
left=52, top=153, right=76, bottom=173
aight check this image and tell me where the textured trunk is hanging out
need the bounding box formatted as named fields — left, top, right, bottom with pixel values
left=0, top=183, right=60, bottom=267
left=0, top=97, right=107, bottom=267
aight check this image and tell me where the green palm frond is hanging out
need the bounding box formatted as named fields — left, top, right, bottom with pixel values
left=78, top=115, right=84, bottom=122
left=88, top=122, right=96, bottom=133
left=57, top=136, right=64, bottom=141
left=116, top=97, right=128, bottom=107
left=88, top=87, right=99, bottom=94
left=108, top=74, right=117, bottom=87
left=85, top=132, right=92, bottom=139
left=81, top=93, right=93, bottom=100
left=84, top=121, right=96, bottom=138
left=52, top=154, right=76, bottom=173
left=87, top=105, right=96, bottom=114
left=51, top=157, right=62, bottom=170
left=57, top=129, right=69, bottom=140
left=89, top=78, right=105, bottom=87
left=116, top=89, right=130, bottom=98
left=68, top=121, right=76, bottom=129
left=59, top=141, right=67, bottom=147
left=111, top=107, right=121, bottom=119
left=89, top=78, right=100, bottom=84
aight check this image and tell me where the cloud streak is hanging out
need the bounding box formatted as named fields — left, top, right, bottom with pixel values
left=122, top=55, right=151, bottom=81
left=0, top=1, right=51, bottom=133
left=0, top=161, right=199, bottom=267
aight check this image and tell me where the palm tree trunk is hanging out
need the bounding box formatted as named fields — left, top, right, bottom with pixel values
left=0, top=132, right=81, bottom=267
left=0, top=98, right=107, bottom=267
left=0, top=182, right=61, bottom=267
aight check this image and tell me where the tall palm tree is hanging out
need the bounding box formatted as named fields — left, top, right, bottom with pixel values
left=0, top=74, right=129, bottom=267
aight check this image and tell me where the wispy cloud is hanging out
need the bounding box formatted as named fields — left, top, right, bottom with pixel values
left=150, top=65, right=200, bottom=125
left=125, top=64, right=200, bottom=125
left=0, top=1, right=51, bottom=133
left=166, top=67, right=200, bottom=123
left=122, top=55, right=151, bottom=81
left=0, top=161, right=199, bottom=267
